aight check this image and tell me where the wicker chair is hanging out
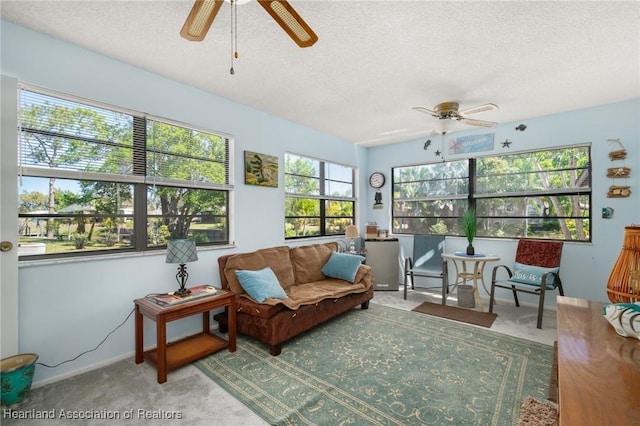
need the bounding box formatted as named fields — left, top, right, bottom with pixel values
left=489, top=239, right=564, bottom=328
left=403, top=235, right=448, bottom=302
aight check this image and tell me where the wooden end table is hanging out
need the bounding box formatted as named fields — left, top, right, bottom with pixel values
left=134, top=290, right=236, bottom=384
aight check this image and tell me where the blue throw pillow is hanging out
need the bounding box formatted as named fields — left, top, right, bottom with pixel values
left=511, top=262, right=558, bottom=287
left=321, top=251, right=365, bottom=283
left=235, top=267, right=287, bottom=303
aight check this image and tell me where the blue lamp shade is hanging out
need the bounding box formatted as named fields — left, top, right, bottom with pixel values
left=166, top=239, right=198, bottom=264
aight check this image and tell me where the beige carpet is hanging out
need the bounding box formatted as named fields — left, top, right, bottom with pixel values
left=517, top=397, right=558, bottom=425
left=412, top=301, right=497, bottom=327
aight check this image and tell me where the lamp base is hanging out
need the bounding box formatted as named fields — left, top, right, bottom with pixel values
left=174, top=287, right=191, bottom=297
left=174, top=263, right=191, bottom=297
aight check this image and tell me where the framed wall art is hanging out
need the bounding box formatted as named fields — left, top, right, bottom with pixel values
left=448, top=133, right=495, bottom=155
left=244, top=150, right=278, bottom=187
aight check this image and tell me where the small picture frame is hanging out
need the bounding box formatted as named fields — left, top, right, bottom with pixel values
left=244, top=151, right=278, bottom=187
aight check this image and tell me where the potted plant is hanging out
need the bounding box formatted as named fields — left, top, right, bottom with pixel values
left=461, top=208, right=477, bottom=255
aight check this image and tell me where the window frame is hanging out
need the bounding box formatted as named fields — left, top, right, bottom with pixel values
left=284, top=152, right=356, bottom=239
left=17, top=85, right=234, bottom=260
left=392, top=144, right=592, bottom=242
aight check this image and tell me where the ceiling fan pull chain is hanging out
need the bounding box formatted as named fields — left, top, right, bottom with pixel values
left=229, top=0, right=237, bottom=75
left=234, top=0, right=239, bottom=59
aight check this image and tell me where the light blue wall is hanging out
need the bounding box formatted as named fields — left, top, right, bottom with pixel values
left=2, top=20, right=639, bottom=386
left=1, top=21, right=367, bottom=385
left=365, top=98, right=640, bottom=306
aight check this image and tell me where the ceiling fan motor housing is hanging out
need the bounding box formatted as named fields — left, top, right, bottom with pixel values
left=434, top=102, right=460, bottom=119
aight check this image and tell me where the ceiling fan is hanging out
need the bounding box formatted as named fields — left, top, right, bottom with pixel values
left=180, top=0, right=318, bottom=48
left=412, top=102, right=499, bottom=129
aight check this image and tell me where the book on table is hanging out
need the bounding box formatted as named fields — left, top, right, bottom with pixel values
left=152, top=285, right=218, bottom=306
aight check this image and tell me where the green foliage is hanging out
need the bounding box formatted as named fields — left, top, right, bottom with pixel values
left=20, top=93, right=230, bottom=254
left=191, top=232, right=210, bottom=244
left=284, top=155, right=319, bottom=195
left=18, top=190, right=48, bottom=213
left=461, top=209, right=477, bottom=244
left=102, top=232, right=118, bottom=247
left=430, top=221, right=448, bottom=235
left=73, top=234, right=87, bottom=249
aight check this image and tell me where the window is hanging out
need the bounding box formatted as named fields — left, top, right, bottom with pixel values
left=18, top=87, right=232, bottom=258
left=284, top=153, right=355, bottom=238
left=392, top=145, right=591, bottom=241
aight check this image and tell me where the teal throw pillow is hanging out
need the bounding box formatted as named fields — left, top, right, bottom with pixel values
left=511, top=262, right=558, bottom=287
left=235, top=267, right=287, bottom=303
left=321, top=251, right=365, bottom=283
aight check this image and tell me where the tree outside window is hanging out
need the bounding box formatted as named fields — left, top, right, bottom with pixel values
left=392, top=146, right=591, bottom=241
left=17, top=88, right=232, bottom=258
left=284, top=153, right=355, bottom=238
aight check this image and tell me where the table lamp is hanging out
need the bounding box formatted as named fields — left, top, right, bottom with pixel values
left=166, top=239, right=198, bottom=297
left=345, top=225, right=359, bottom=254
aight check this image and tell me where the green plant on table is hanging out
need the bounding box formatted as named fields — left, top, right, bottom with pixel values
left=461, top=209, right=477, bottom=255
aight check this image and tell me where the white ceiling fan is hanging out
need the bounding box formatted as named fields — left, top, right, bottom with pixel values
left=412, top=102, right=499, bottom=129
left=180, top=0, right=318, bottom=48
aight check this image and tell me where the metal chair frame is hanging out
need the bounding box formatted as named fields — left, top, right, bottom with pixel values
left=489, top=239, right=564, bottom=328
left=403, top=235, right=449, bottom=303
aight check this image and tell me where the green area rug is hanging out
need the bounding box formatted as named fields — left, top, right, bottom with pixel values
left=195, top=304, right=552, bottom=426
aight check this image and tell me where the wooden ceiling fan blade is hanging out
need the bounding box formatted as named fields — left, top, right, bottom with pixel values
left=459, top=117, right=497, bottom=128
left=459, top=103, right=498, bottom=115
left=180, top=0, right=224, bottom=41
left=258, top=0, right=318, bottom=48
left=412, top=106, right=438, bottom=117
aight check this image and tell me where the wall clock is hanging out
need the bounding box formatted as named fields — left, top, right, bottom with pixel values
left=369, top=172, right=386, bottom=189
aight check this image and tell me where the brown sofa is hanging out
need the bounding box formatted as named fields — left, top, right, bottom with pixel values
left=213, top=242, right=374, bottom=355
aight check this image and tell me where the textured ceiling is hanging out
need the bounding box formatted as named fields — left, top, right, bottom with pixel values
left=2, top=0, right=639, bottom=147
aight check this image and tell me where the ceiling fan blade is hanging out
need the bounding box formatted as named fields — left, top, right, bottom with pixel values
left=412, top=106, right=438, bottom=117
left=180, top=0, right=224, bottom=41
left=459, top=117, right=498, bottom=128
left=459, top=103, right=498, bottom=116
left=258, top=0, right=318, bottom=48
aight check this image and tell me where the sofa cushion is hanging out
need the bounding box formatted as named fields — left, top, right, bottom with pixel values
left=266, top=279, right=371, bottom=310
left=321, top=251, right=365, bottom=283
left=224, top=246, right=296, bottom=295
left=235, top=267, right=288, bottom=303
left=290, top=242, right=337, bottom=284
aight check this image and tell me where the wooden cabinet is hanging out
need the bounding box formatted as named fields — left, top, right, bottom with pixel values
left=556, top=296, right=640, bottom=425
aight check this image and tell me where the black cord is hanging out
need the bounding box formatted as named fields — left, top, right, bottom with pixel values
left=36, top=293, right=173, bottom=369
left=36, top=305, right=137, bottom=369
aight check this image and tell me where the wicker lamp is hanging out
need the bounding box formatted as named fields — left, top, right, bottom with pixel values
left=607, top=226, right=640, bottom=303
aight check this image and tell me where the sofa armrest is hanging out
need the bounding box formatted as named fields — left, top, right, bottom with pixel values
left=217, top=254, right=234, bottom=290
left=354, top=264, right=373, bottom=286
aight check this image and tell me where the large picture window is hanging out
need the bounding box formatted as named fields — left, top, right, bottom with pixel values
left=392, top=145, right=591, bottom=241
left=284, top=153, right=355, bottom=238
left=18, top=87, right=232, bottom=258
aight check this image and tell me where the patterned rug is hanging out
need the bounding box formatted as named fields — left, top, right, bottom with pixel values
left=196, top=304, right=552, bottom=426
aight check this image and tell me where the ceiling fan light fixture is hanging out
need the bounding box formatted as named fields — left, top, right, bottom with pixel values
left=436, top=118, right=457, bottom=134
left=181, top=0, right=224, bottom=41
left=259, top=0, right=318, bottom=47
